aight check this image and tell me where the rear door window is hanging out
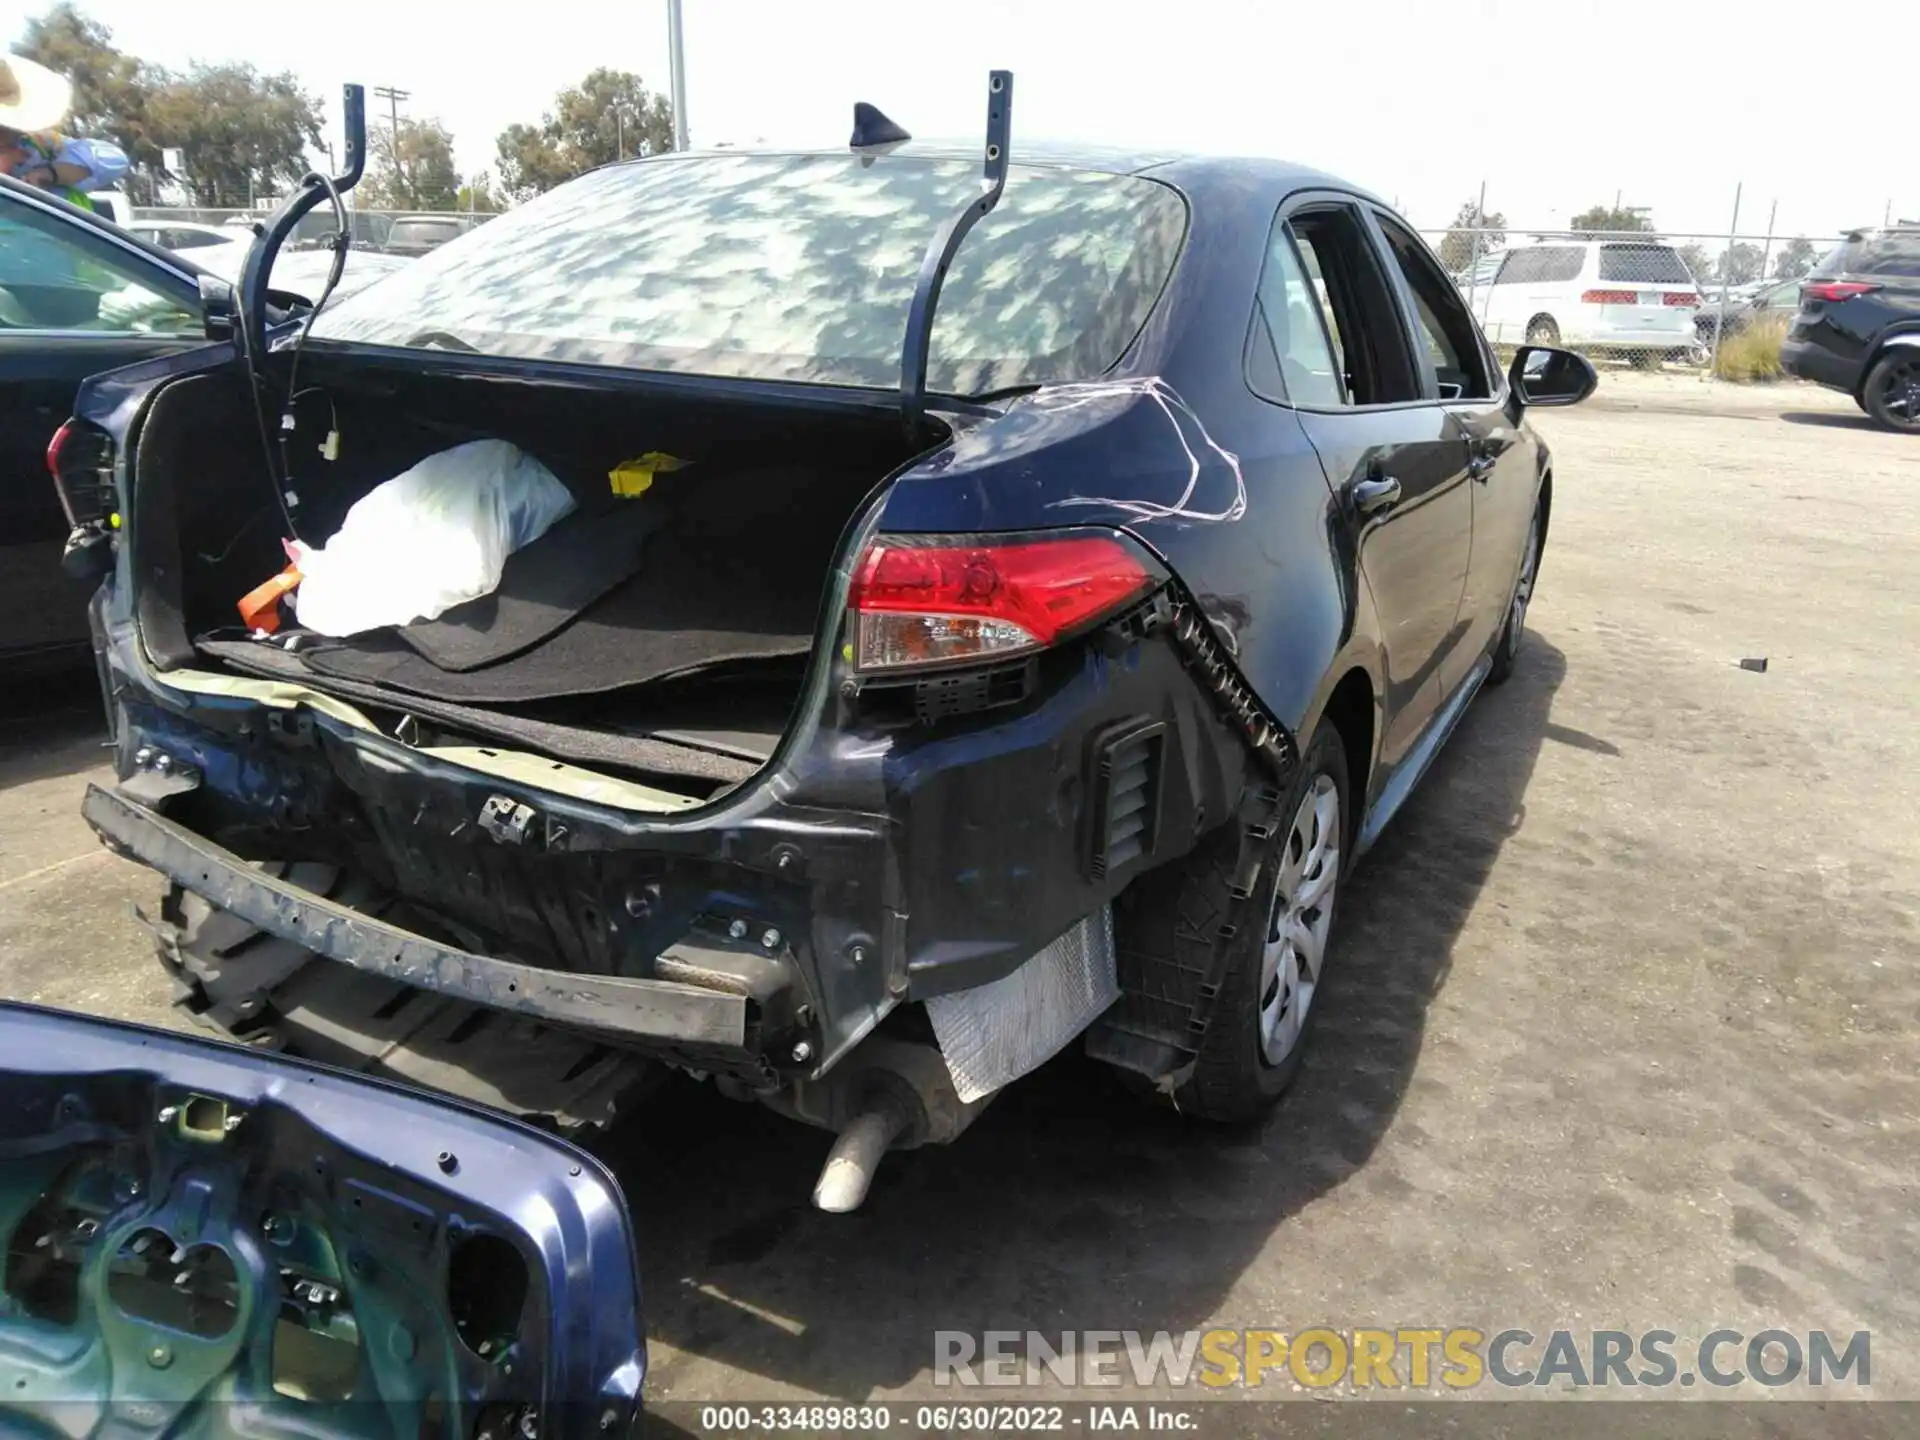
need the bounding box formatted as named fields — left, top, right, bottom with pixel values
left=1375, top=214, right=1494, bottom=400
left=1286, top=205, right=1421, bottom=406
left=1599, top=244, right=1692, bottom=284
left=0, top=199, right=197, bottom=333
left=1247, top=219, right=1345, bottom=406
left=1495, top=247, right=1584, bottom=285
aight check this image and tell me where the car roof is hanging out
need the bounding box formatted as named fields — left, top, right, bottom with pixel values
left=632, top=142, right=1380, bottom=205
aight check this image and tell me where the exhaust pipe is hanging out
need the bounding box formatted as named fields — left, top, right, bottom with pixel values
left=811, top=1103, right=908, bottom=1213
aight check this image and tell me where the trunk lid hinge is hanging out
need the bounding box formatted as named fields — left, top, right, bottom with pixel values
left=896, top=69, right=1013, bottom=440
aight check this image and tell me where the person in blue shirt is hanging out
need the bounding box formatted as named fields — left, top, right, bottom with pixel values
left=0, top=53, right=129, bottom=210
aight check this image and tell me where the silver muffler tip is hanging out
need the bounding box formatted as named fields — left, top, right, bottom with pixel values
left=811, top=1106, right=907, bottom=1213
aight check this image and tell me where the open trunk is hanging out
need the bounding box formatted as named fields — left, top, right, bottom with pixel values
left=131, top=353, right=936, bottom=797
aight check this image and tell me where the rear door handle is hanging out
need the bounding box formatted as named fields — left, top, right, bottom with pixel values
left=1351, top=475, right=1401, bottom=514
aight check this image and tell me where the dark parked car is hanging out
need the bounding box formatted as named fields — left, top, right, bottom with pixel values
left=1695, top=274, right=1805, bottom=344
left=1781, top=225, right=1920, bottom=432
left=383, top=212, right=483, bottom=256
left=0, top=174, right=211, bottom=669
left=63, top=75, right=1594, bottom=1212
left=0, top=1002, right=645, bottom=1432
left=284, top=206, right=393, bottom=253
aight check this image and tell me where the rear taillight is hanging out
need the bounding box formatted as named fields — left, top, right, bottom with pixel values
left=1663, top=292, right=1701, bottom=307
left=1581, top=289, right=1638, bottom=305
left=47, top=418, right=117, bottom=528
left=848, top=533, right=1157, bottom=673
left=1803, top=280, right=1879, bottom=304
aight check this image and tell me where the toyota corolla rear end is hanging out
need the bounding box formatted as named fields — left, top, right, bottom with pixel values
left=68, top=143, right=1261, bottom=1207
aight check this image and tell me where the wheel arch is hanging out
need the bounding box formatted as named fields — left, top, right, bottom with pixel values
left=1857, top=328, right=1920, bottom=402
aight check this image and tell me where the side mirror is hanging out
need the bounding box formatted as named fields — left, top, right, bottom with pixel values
left=1509, top=344, right=1598, bottom=408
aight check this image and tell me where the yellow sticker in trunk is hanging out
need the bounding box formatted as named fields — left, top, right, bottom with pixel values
left=609, top=451, right=690, bottom=498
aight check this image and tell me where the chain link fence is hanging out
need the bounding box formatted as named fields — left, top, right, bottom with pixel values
left=1415, top=225, right=1848, bottom=378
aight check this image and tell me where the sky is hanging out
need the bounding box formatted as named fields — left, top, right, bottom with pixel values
left=10, top=0, right=1913, bottom=241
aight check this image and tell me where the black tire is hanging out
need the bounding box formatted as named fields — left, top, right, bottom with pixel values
left=1118, top=721, right=1350, bottom=1124
left=1525, top=315, right=1561, bottom=347
left=1487, top=497, right=1544, bottom=686
left=1862, top=350, right=1920, bottom=434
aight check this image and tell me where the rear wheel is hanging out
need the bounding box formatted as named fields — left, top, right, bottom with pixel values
left=1487, top=498, right=1543, bottom=686
left=1525, top=315, right=1561, bottom=347
left=1120, top=721, right=1350, bottom=1124
left=1862, top=351, right=1920, bottom=434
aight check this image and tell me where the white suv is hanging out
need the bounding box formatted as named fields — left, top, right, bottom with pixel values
left=1468, top=240, right=1703, bottom=356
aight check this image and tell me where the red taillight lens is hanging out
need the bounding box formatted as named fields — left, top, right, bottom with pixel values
left=46, top=419, right=77, bottom=482
left=849, top=534, right=1156, bottom=672
left=1663, top=292, right=1701, bottom=307
left=1803, top=280, right=1879, bottom=304
left=1581, top=289, right=1638, bottom=305
left=46, top=418, right=117, bottom=527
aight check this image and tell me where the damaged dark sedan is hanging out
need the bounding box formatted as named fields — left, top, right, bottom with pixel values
left=60, top=75, right=1595, bottom=1212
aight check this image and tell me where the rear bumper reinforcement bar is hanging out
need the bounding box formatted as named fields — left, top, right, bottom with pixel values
left=83, top=783, right=748, bottom=1048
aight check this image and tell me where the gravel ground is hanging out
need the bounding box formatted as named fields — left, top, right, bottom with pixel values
left=1, top=371, right=1913, bottom=1427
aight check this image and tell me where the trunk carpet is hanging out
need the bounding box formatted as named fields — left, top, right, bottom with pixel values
left=297, top=466, right=832, bottom=704
left=396, top=500, right=667, bottom=671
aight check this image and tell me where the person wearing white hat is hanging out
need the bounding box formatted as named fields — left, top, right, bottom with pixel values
left=0, top=53, right=130, bottom=211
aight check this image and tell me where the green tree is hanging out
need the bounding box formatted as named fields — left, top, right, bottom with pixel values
left=453, top=172, right=501, bottom=213
left=1773, top=236, right=1817, bottom=280
left=361, top=117, right=459, bottom=210
left=494, top=68, right=672, bottom=202
left=494, top=121, right=571, bottom=202
left=1438, top=197, right=1507, bottom=273
left=1676, top=242, right=1712, bottom=282
left=14, top=3, right=163, bottom=190
left=1568, top=204, right=1656, bottom=238
left=1714, top=242, right=1763, bottom=285
left=143, top=63, right=323, bottom=207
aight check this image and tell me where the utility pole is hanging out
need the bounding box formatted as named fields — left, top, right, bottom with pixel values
left=666, top=0, right=689, bottom=150
left=1711, top=182, right=1742, bottom=374
left=374, top=85, right=411, bottom=205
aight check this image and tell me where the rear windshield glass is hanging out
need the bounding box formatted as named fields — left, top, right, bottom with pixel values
left=1598, top=244, right=1692, bottom=284
left=312, top=153, right=1189, bottom=393
left=1494, top=246, right=1583, bottom=284
left=1819, top=230, right=1920, bottom=278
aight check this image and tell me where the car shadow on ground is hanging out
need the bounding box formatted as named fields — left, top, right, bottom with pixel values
left=1778, top=410, right=1878, bottom=431
left=605, top=637, right=1569, bottom=1399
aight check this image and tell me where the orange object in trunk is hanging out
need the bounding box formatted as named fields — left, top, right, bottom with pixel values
left=237, top=563, right=303, bottom=634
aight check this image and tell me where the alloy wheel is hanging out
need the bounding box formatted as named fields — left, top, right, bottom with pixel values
left=1507, top=516, right=1541, bottom=661
left=1876, top=356, right=1920, bottom=430
left=1258, top=774, right=1341, bottom=1066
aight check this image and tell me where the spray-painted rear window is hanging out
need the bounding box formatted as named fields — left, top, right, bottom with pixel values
left=314, top=153, right=1188, bottom=393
